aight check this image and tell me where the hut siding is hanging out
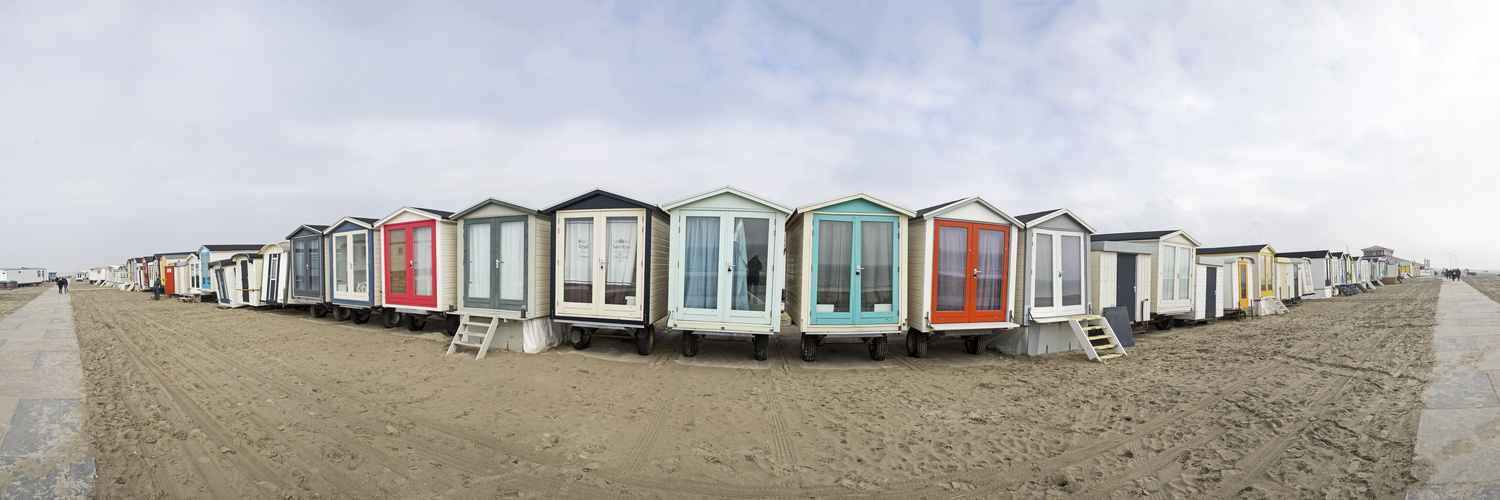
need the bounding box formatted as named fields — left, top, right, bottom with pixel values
left=649, top=211, right=670, bottom=325
left=784, top=214, right=805, bottom=327
left=906, top=218, right=929, bottom=325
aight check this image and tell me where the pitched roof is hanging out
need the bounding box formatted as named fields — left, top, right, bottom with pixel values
left=915, top=199, right=968, bottom=217
left=1014, top=209, right=1061, bottom=223
left=1278, top=250, right=1332, bottom=259
left=202, top=244, right=266, bottom=252
left=661, top=186, right=793, bottom=214
left=541, top=188, right=663, bottom=215
left=1092, top=231, right=1179, bottom=242
left=1198, top=244, right=1272, bottom=255
left=411, top=207, right=455, bottom=218
left=451, top=197, right=543, bottom=220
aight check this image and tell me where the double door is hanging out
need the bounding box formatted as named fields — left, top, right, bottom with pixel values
left=811, top=214, right=898, bottom=325
left=1030, top=229, right=1086, bottom=317
left=331, top=231, right=372, bottom=302
left=556, top=210, right=645, bottom=320
left=385, top=221, right=437, bottom=308
left=463, top=217, right=527, bottom=311
left=291, top=236, right=323, bottom=299
left=930, top=220, right=1009, bottom=324
left=676, top=210, right=774, bottom=326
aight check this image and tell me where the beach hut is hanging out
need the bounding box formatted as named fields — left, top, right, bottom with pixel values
left=1279, top=251, right=1335, bottom=298
left=194, top=245, right=264, bottom=300
left=446, top=198, right=559, bottom=358
left=155, top=252, right=193, bottom=295
left=662, top=187, right=791, bottom=360
left=225, top=253, right=264, bottom=307
left=285, top=226, right=331, bottom=315
left=1202, top=255, right=1254, bottom=318
left=259, top=243, right=291, bottom=305
left=903, top=197, right=1022, bottom=358
left=542, top=190, right=669, bottom=355
left=373, top=207, right=460, bottom=333
left=324, top=217, right=382, bottom=324
left=1198, top=244, right=1285, bottom=316
left=1089, top=239, right=1153, bottom=329
left=209, top=259, right=233, bottom=307
left=989, top=208, right=1124, bottom=361
left=785, top=193, right=914, bottom=362
left=1192, top=258, right=1226, bottom=322
left=1090, top=231, right=1201, bottom=330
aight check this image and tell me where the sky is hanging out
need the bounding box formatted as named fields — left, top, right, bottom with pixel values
left=1, top=0, right=1494, bottom=272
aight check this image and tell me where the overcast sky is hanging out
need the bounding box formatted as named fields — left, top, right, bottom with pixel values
left=1, top=1, right=1493, bottom=272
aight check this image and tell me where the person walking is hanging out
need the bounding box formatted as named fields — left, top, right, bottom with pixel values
left=152, top=277, right=162, bottom=300
left=56, top=277, right=67, bottom=294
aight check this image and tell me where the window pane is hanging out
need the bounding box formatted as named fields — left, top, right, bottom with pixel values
left=1178, top=249, right=1192, bottom=299
left=976, top=229, right=1006, bottom=312
left=1061, top=235, right=1082, bottom=306
left=334, top=236, right=348, bottom=292
left=293, top=240, right=306, bottom=290
left=414, top=226, right=433, bottom=296
left=605, top=217, right=638, bottom=306
left=732, top=217, right=769, bottom=312
left=563, top=219, right=593, bottom=303
left=352, top=233, right=367, bottom=293
left=499, top=220, right=525, bottom=301
left=935, top=226, right=968, bottom=312
left=1162, top=246, right=1176, bottom=301
left=308, top=239, right=322, bottom=293
left=859, top=221, right=894, bottom=313
left=683, top=216, right=720, bottom=310
left=467, top=222, right=491, bottom=300
left=816, top=220, right=852, bottom=313
left=388, top=229, right=407, bottom=295
left=1035, top=234, right=1053, bottom=307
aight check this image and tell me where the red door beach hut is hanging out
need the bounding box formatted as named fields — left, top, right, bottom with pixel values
left=903, top=197, right=1021, bottom=358
left=374, top=207, right=459, bottom=333
left=543, top=189, right=669, bottom=356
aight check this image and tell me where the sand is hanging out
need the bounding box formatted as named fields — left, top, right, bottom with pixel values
left=67, top=279, right=1439, bottom=498
left=0, top=284, right=47, bottom=319
left=1460, top=274, right=1500, bottom=305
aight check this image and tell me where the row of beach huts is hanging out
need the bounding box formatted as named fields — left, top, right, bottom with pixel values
left=84, top=187, right=1423, bottom=362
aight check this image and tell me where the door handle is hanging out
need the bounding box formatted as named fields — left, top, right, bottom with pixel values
left=855, top=266, right=864, bottom=276
left=495, top=259, right=500, bottom=269
left=973, top=268, right=980, bottom=278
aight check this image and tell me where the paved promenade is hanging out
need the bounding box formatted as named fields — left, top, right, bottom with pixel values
left=1411, top=280, right=1500, bottom=498
left=0, top=290, right=93, bottom=499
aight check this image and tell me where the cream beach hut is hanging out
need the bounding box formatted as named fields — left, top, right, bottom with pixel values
left=446, top=198, right=559, bottom=358
left=904, top=197, right=1022, bottom=358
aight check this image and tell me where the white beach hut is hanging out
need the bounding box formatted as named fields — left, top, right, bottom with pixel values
left=373, top=207, right=460, bottom=333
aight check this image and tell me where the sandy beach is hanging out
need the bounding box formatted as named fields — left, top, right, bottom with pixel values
left=67, top=279, right=1438, bottom=498
left=0, top=285, right=46, bottom=320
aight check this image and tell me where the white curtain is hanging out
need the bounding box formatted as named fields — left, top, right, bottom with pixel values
left=414, top=226, right=433, bottom=296
left=935, top=226, right=967, bottom=312
left=732, top=219, right=749, bottom=310
left=334, top=235, right=349, bottom=292
left=499, top=220, right=524, bottom=301
left=1178, top=249, right=1192, bottom=299
left=975, top=228, right=1005, bottom=311
left=683, top=216, right=719, bottom=309
left=1162, top=246, right=1176, bottom=300
left=468, top=223, right=491, bottom=299
left=563, top=219, right=593, bottom=302
left=1035, top=234, right=1054, bottom=307
left=1061, top=235, right=1082, bottom=306
left=859, top=221, right=894, bottom=312
left=605, top=218, right=638, bottom=306
left=816, top=220, right=852, bottom=312
left=351, top=233, right=368, bottom=293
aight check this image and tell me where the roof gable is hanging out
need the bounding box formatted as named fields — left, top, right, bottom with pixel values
left=793, top=192, right=916, bottom=217
left=452, top=197, right=542, bottom=220
left=374, top=206, right=455, bottom=227
left=285, top=225, right=329, bottom=240
left=914, top=196, right=1023, bottom=226
left=1015, top=208, right=1097, bottom=233
left=661, top=186, right=792, bottom=214
left=1198, top=244, right=1276, bottom=255
left=541, top=189, right=663, bottom=215
left=326, top=217, right=377, bottom=233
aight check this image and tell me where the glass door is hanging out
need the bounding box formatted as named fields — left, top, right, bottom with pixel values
left=932, top=221, right=1010, bottom=324
left=266, top=254, right=280, bottom=303
left=384, top=221, right=438, bottom=308
left=554, top=210, right=645, bottom=320
left=811, top=214, right=899, bottom=326
left=291, top=236, right=322, bottom=299
left=331, top=232, right=371, bottom=302
left=1031, top=229, right=1086, bottom=317
left=679, top=212, right=774, bottom=325
left=464, top=217, right=527, bottom=311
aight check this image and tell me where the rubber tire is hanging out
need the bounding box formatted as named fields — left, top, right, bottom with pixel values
left=312, top=304, right=329, bottom=318
left=379, top=309, right=401, bottom=329
left=334, top=306, right=352, bottom=322
left=682, top=332, right=699, bottom=357
left=906, top=329, right=929, bottom=358
left=636, top=326, right=655, bottom=356
left=964, top=336, right=981, bottom=355
left=868, top=335, right=888, bottom=361
left=800, top=334, right=817, bottom=362
left=352, top=310, right=371, bottom=324
left=752, top=334, right=769, bottom=361
left=443, top=315, right=460, bottom=336
left=1156, top=317, right=1174, bottom=331
left=404, top=314, right=427, bottom=331
left=570, top=327, right=591, bottom=350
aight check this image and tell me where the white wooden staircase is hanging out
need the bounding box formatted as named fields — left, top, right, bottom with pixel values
left=1064, top=314, right=1126, bottom=362
left=446, top=314, right=501, bottom=360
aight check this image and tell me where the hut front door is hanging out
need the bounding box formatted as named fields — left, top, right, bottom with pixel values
left=463, top=217, right=527, bottom=311
left=292, top=236, right=323, bottom=300
left=215, top=269, right=229, bottom=304
left=385, top=221, right=438, bottom=308
left=930, top=220, right=1008, bottom=324
left=555, top=210, right=646, bottom=321
left=1029, top=229, right=1086, bottom=318
left=810, top=214, right=899, bottom=326
left=239, top=261, right=251, bottom=303
left=266, top=254, right=281, bottom=303
left=1116, top=254, right=1137, bottom=322
left=677, top=211, right=775, bottom=326
left=331, top=231, right=372, bottom=303
left=163, top=266, right=176, bottom=295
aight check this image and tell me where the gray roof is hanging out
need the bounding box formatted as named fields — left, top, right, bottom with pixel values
left=1092, top=230, right=1179, bottom=242
left=1198, top=244, right=1271, bottom=255
left=1014, top=209, right=1063, bottom=223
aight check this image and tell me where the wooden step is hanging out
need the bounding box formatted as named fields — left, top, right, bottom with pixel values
left=1092, top=344, right=1116, bottom=351
left=453, top=341, right=482, bottom=349
left=1087, top=334, right=1111, bottom=341
left=1083, top=325, right=1106, bottom=331
left=1098, top=353, right=1124, bottom=360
